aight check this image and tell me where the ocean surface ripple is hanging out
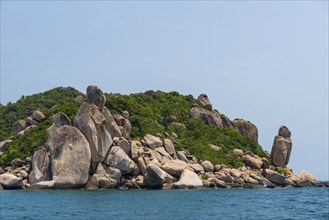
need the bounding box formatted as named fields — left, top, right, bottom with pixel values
left=1, top=188, right=328, bottom=219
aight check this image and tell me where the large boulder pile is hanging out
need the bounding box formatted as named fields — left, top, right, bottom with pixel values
left=74, top=85, right=121, bottom=172
left=0, top=87, right=325, bottom=190
left=13, top=110, right=45, bottom=137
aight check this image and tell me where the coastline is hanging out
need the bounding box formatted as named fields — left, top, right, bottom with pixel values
left=1, top=86, right=326, bottom=191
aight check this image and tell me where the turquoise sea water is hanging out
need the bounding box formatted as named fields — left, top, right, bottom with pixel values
left=0, top=188, right=328, bottom=220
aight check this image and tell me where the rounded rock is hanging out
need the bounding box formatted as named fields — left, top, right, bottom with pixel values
left=278, top=126, right=291, bottom=138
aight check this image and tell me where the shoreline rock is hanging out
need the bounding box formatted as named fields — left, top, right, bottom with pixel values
left=0, top=86, right=326, bottom=190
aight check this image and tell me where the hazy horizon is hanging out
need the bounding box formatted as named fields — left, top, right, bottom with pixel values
left=1, top=1, right=328, bottom=180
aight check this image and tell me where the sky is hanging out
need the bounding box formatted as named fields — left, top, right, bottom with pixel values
left=0, top=1, right=328, bottom=180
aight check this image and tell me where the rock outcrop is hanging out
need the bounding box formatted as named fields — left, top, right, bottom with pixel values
left=232, top=119, right=258, bottom=142
left=243, top=154, right=263, bottom=169
left=13, top=119, right=27, bottom=134
left=264, top=169, right=286, bottom=185
left=144, top=164, right=174, bottom=188
left=162, top=160, right=189, bottom=176
left=0, top=173, right=23, bottom=189
left=32, top=110, right=46, bottom=122
left=173, top=169, right=203, bottom=189
left=51, top=125, right=91, bottom=188
left=201, top=161, right=214, bottom=172
left=28, top=148, right=51, bottom=185
left=1, top=85, right=324, bottom=191
left=103, top=146, right=134, bottom=174
left=198, top=94, right=212, bottom=111
left=190, top=94, right=260, bottom=143
left=113, top=112, right=131, bottom=139
left=270, top=126, right=292, bottom=167
left=74, top=85, right=121, bottom=172
left=189, top=107, right=223, bottom=127
left=45, top=113, right=71, bottom=152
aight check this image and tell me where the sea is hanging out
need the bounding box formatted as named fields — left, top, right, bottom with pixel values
left=0, top=188, right=328, bottom=220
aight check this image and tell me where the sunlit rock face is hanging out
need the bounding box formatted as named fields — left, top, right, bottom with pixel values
left=74, top=85, right=121, bottom=173
left=270, top=126, right=292, bottom=167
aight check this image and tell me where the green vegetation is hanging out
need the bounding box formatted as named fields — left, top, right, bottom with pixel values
left=175, top=118, right=265, bottom=168
left=0, top=87, right=267, bottom=168
left=200, top=174, right=209, bottom=180
left=105, top=90, right=196, bottom=138
left=277, top=167, right=289, bottom=176
left=0, top=87, right=80, bottom=165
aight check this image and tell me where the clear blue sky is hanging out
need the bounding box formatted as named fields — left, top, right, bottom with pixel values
left=1, top=1, right=328, bottom=180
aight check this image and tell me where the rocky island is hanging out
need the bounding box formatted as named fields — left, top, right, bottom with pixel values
left=0, top=85, right=327, bottom=190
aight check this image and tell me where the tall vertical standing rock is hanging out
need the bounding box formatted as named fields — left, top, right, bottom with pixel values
left=74, top=85, right=121, bottom=172
left=51, top=125, right=91, bottom=188
left=28, top=148, right=51, bottom=185
left=270, top=126, right=292, bottom=167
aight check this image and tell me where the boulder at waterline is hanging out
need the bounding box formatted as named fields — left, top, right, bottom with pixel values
left=28, top=148, right=51, bottom=185
left=103, top=146, right=135, bottom=174
left=28, top=180, right=56, bottom=189
left=297, top=170, right=316, bottom=182
left=144, top=164, right=175, bottom=188
left=51, top=125, right=91, bottom=188
left=264, top=169, right=286, bottom=185
left=0, top=173, right=23, bottom=189
left=173, top=169, right=203, bottom=189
